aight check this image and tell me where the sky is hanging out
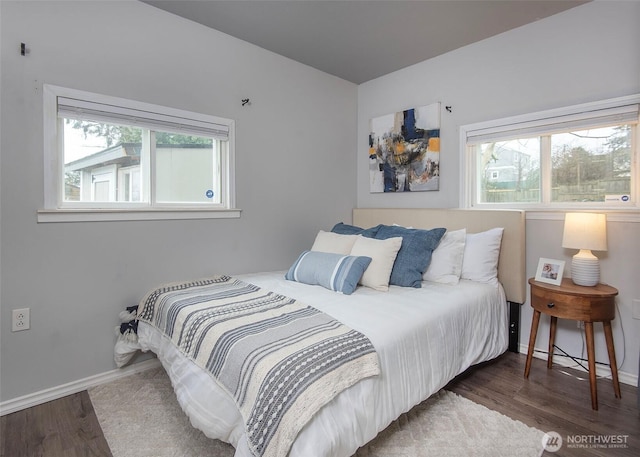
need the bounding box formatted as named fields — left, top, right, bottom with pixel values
left=63, top=122, right=109, bottom=164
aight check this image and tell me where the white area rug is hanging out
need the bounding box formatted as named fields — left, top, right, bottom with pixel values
left=89, top=367, right=544, bottom=457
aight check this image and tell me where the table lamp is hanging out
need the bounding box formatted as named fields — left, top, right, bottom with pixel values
left=562, top=212, right=607, bottom=286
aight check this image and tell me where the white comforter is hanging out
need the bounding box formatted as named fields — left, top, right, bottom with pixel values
left=137, top=272, right=508, bottom=457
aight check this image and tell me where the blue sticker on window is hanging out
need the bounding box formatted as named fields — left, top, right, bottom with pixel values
left=206, top=190, right=214, bottom=198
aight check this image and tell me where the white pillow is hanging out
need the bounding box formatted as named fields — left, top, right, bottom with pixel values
left=423, top=228, right=466, bottom=285
left=350, top=235, right=402, bottom=292
left=460, top=228, right=504, bottom=284
left=310, top=230, right=358, bottom=255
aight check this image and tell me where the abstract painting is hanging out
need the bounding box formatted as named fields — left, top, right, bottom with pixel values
left=369, top=102, right=440, bottom=193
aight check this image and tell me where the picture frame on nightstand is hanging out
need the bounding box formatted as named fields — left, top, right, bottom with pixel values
left=535, top=258, right=565, bottom=286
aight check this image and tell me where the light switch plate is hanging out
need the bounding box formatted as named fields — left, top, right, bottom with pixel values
left=633, top=299, right=640, bottom=320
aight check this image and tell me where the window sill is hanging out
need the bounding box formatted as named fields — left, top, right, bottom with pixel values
left=37, top=208, right=242, bottom=223
left=466, top=205, right=639, bottom=222
left=525, top=209, right=639, bottom=223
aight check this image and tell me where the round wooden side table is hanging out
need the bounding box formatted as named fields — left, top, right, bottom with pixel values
left=524, top=277, right=620, bottom=410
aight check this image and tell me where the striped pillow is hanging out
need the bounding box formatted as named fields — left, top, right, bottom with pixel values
left=285, top=251, right=372, bottom=295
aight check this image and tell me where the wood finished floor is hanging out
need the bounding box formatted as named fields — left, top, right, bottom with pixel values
left=446, top=352, right=639, bottom=456
left=1, top=352, right=638, bottom=457
left=0, top=390, right=110, bottom=457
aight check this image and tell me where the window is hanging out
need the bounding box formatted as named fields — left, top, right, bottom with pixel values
left=40, top=85, right=238, bottom=222
left=461, top=95, right=640, bottom=210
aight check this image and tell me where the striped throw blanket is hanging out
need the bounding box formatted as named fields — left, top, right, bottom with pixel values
left=136, top=275, right=380, bottom=457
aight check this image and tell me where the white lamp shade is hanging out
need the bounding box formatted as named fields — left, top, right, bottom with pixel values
left=562, top=212, right=607, bottom=286
left=562, top=213, right=607, bottom=252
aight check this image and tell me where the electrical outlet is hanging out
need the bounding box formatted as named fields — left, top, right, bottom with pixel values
left=12, top=308, right=30, bottom=332
left=633, top=299, right=640, bottom=320
left=576, top=321, right=585, bottom=329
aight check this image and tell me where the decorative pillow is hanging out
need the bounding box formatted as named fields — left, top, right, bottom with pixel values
left=349, top=236, right=403, bottom=292
left=310, top=230, right=359, bottom=255
left=331, top=222, right=380, bottom=238
left=460, top=228, right=504, bottom=284
left=423, top=229, right=466, bottom=285
left=374, top=225, right=446, bottom=288
left=285, top=251, right=372, bottom=295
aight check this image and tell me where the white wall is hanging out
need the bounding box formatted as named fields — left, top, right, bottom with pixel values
left=358, top=1, right=640, bottom=379
left=0, top=0, right=357, bottom=402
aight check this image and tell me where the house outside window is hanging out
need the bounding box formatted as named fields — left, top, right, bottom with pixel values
left=40, top=85, right=238, bottom=222
left=460, top=95, right=640, bottom=210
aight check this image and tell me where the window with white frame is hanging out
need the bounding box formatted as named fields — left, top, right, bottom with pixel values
left=461, top=95, right=639, bottom=209
left=41, top=84, right=238, bottom=221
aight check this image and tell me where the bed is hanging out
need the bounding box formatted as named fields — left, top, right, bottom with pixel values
left=120, top=208, right=526, bottom=457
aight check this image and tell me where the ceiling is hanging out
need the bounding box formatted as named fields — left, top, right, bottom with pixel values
left=142, top=0, right=588, bottom=84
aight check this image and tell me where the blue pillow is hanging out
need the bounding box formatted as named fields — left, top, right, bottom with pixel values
left=374, top=225, right=446, bottom=288
left=285, top=251, right=372, bottom=295
left=331, top=222, right=380, bottom=238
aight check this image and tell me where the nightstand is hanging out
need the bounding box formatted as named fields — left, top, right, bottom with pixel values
left=524, top=277, right=620, bottom=410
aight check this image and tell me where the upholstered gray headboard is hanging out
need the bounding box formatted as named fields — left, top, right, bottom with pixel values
left=352, top=208, right=526, bottom=304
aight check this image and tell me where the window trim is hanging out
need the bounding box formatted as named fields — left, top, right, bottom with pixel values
left=40, top=84, right=239, bottom=222
left=459, top=94, right=640, bottom=212
left=36, top=208, right=242, bottom=223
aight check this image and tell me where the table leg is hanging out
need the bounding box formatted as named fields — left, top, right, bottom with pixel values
left=584, top=322, right=598, bottom=410
left=525, top=310, right=541, bottom=378
left=603, top=320, right=621, bottom=399
left=548, top=316, right=557, bottom=369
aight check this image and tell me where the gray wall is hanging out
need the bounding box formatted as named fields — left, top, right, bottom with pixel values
left=0, top=1, right=357, bottom=401
left=357, top=1, right=640, bottom=379
left=2, top=0, right=639, bottom=406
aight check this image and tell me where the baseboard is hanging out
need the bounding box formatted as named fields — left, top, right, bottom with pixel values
left=519, top=343, right=638, bottom=387
left=0, top=358, right=161, bottom=416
